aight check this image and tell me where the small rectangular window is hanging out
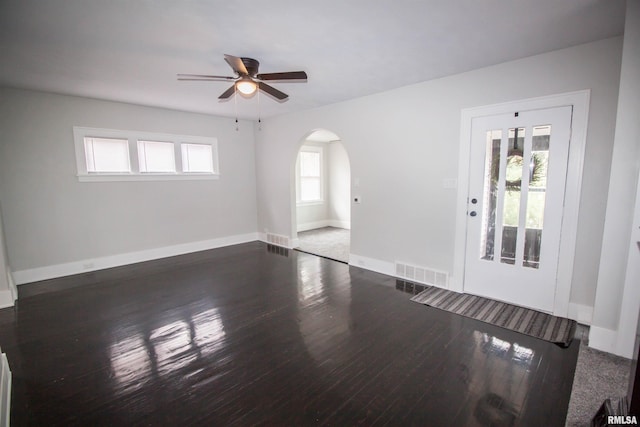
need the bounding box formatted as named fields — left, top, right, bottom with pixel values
left=298, top=150, right=322, bottom=202
left=300, top=151, right=320, bottom=177
left=181, top=143, right=214, bottom=173
left=74, top=127, right=219, bottom=182
left=138, top=140, right=176, bottom=173
left=84, top=137, right=130, bottom=173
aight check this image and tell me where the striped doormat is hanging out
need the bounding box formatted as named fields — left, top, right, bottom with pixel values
left=410, top=287, right=576, bottom=347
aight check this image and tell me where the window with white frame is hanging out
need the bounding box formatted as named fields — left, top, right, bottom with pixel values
left=297, top=147, right=323, bottom=203
left=73, top=127, right=219, bottom=181
left=182, top=143, right=214, bottom=173
left=138, top=140, right=176, bottom=173
left=84, top=137, right=131, bottom=173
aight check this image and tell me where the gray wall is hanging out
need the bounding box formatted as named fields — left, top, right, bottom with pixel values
left=0, top=88, right=258, bottom=273
left=327, top=141, right=350, bottom=228
left=255, top=37, right=622, bottom=313
left=591, top=1, right=640, bottom=357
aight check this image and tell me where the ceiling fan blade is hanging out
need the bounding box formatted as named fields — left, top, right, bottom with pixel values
left=178, top=78, right=235, bottom=82
left=256, top=71, right=307, bottom=81
left=259, top=82, right=288, bottom=101
left=224, top=54, right=248, bottom=75
left=218, top=85, right=236, bottom=100
left=177, top=73, right=235, bottom=81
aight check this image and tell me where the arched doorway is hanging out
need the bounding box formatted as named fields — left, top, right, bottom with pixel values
left=291, top=129, right=351, bottom=263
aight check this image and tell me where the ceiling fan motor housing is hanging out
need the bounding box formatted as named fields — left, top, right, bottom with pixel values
left=241, top=57, right=260, bottom=77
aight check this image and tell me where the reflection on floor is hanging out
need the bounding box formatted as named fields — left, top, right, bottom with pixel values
left=296, top=226, right=349, bottom=263
left=0, top=242, right=578, bottom=425
left=395, top=281, right=631, bottom=425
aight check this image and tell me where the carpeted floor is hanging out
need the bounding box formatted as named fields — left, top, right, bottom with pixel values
left=296, top=226, right=350, bottom=263
left=566, top=325, right=631, bottom=426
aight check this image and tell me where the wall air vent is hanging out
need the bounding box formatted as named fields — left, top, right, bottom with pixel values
left=266, top=233, right=290, bottom=249
left=394, top=261, right=449, bottom=288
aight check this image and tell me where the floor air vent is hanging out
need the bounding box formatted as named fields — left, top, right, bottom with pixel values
left=266, top=233, right=290, bottom=248
left=395, top=262, right=448, bottom=288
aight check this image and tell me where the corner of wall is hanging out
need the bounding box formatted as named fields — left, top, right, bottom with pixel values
left=588, top=326, right=620, bottom=356
left=567, top=302, right=594, bottom=325
left=0, top=270, right=15, bottom=309
left=7, top=271, right=17, bottom=302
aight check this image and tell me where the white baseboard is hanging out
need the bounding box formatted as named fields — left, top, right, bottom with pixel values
left=297, top=220, right=330, bottom=232
left=328, top=220, right=350, bottom=230
left=588, top=326, right=620, bottom=356
left=297, top=220, right=351, bottom=232
left=7, top=272, right=16, bottom=302
left=12, top=232, right=259, bottom=285
left=349, top=254, right=395, bottom=277
left=0, top=290, right=13, bottom=309
left=0, top=351, right=10, bottom=427
left=567, top=302, right=593, bottom=325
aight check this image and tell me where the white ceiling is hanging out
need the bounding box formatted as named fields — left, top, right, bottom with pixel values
left=0, top=0, right=625, bottom=120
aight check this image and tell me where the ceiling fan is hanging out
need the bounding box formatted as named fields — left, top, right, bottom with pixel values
left=178, top=54, right=307, bottom=102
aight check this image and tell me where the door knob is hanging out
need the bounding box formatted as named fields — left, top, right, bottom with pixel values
left=470, top=211, right=477, bottom=217
left=471, top=198, right=478, bottom=204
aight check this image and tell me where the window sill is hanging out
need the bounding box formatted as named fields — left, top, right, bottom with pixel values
left=296, top=200, right=325, bottom=207
left=77, top=173, right=220, bottom=182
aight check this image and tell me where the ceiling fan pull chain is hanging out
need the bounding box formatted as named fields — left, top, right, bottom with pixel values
left=234, top=84, right=239, bottom=131
left=258, top=88, right=262, bottom=131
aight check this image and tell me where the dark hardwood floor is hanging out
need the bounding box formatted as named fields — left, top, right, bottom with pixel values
left=0, top=241, right=579, bottom=426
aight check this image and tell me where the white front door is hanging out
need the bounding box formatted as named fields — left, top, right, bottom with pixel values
left=463, top=106, right=572, bottom=312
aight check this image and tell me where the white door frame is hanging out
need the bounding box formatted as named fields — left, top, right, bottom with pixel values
left=451, top=90, right=590, bottom=317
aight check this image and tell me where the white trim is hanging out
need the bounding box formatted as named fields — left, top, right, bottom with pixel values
left=6, top=272, right=16, bottom=303
left=567, top=302, right=594, bottom=325
left=588, top=326, right=620, bottom=355
left=74, top=126, right=220, bottom=181
left=78, top=173, right=219, bottom=182
left=290, top=238, right=300, bottom=249
left=0, top=351, right=11, bottom=427
left=259, top=232, right=267, bottom=244
left=0, top=291, right=13, bottom=309
left=12, top=232, right=259, bottom=285
left=453, top=90, right=590, bottom=318
left=349, top=254, right=395, bottom=277
left=328, top=220, right=351, bottom=230
left=296, top=145, right=324, bottom=204
left=612, top=166, right=640, bottom=360
left=297, top=220, right=331, bottom=232
left=297, top=220, right=351, bottom=232
left=296, top=201, right=325, bottom=207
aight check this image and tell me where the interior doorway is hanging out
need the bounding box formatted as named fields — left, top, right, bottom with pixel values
left=292, top=129, right=351, bottom=263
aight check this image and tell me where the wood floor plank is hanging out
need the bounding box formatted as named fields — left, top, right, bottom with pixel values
left=0, top=242, right=579, bottom=426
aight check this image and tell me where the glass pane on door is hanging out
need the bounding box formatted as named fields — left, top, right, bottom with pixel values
left=480, top=130, right=502, bottom=261
left=523, top=125, right=551, bottom=268
left=501, top=127, right=525, bottom=265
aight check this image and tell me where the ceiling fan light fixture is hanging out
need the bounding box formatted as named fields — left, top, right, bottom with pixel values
left=179, top=54, right=306, bottom=101
left=236, top=77, right=257, bottom=95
